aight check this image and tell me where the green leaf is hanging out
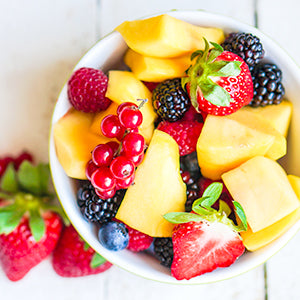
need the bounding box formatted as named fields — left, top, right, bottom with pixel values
left=29, top=208, right=45, bottom=242
left=83, top=242, right=90, bottom=251
left=201, top=80, right=232, bottom=106
left=207, top=48, right=223, bottom=63
left=0, top=209, right=25, bottom=235
left=210, top=61, right=241, bottom=77
left=190, top=50, right=203, bottom=61
left=201, top=182, right=223, bottom=208
left=192, top=197, right=213, bottom=214
left=90, top=253, right=106, bottom=269
left=209, top=41, right=224, bottom=52
left=218, top=200, right=231, bottom=217
left=37, top=163, right=50, bottom=195
left=163, top=212, right=203, bottom=224
left=0, top=191, right=13, bottom=199
left=0, top=163, right=18, bottom=193
left=233, top=201, right=248, bottom=231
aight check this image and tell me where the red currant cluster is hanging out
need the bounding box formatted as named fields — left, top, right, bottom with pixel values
left=85, top=101, right=146, bottom=199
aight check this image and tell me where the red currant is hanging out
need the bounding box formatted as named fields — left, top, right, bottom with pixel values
left=95, top=187, right=116, bottom=199
left=110, top=156, right=135, bottom=180
left=116, top=173, right=135, bottom=189
left=129, top=152, right=144, bottom=166
left=118, top=106, right=143, bottom=129
left=0, top=156, right=14, bottom=177
left=106, top=141, right=120, bottom=156
left=14, top=151, right=34, bottom=169
left=101, top=114, right=123, bottom=138
left=117, top=102, right=138, bottom=115
left=92, top=144, right=113, bottom=167
left=85, top=159, right=98, bottom=180
left=91, top=167, right=116, bottom=191
left=122, top=132, right=145, bottom=157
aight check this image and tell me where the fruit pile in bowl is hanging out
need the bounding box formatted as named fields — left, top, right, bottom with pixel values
left=49, top=10, right=300, bottom=283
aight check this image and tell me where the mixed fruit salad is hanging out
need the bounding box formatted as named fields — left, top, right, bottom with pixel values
left=53, top=14, right=300, bottom=280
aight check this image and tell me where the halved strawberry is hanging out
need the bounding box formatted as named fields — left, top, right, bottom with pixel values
left=164, top=182, right=247, bottom=280
left=182, top=39, right=253, bottom=116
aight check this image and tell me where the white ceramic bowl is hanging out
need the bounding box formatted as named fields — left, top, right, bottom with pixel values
left=49, top=10, right=300, bottom=284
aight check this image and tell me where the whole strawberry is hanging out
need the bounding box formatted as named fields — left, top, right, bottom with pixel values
left=164, top=182, right=248, bottom=280
left=52, top=225, right=112, bottom=277
left=182, top=39, right=253, bottom=116
left=0, top=160, right=64, bottom=281
left=157, top=119, right=203, bottom=156
left=68, top=67, right=111, bottom=113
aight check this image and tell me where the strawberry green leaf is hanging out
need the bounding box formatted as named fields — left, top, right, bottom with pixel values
left=0, top=208, right=25, bottom=235
left=233, top=201, right=248, bottom=231
left=0, top=163, right=18, bottom=193
left=207, top=48, right=223, bottom=63
left=0, top=191, right=12, bottom=199
left=163, top=212, right=203, bottom=224
left=29, top=208, right=45, bottom=242
left=37, top=163, right=51, bottom=195
left=191, top=50, right=204, bottom=61
left=201, top=80, right=232, bottom=106
left=83, top=242, right=90, bottom=251
left=209, top=41, right=224, bottom=52
left=201, top=182, right=223, bottom=209
left=90, top=253, right=106, bottom=269
left=210, top=61, right=241, bottom=77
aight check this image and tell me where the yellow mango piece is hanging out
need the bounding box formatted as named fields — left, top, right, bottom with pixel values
left=222, top=156, right=300, bottom=233
left=116, top=14, right=224, bottom=58
left=241, top=101, right=292, bottom=137
left=53, top=108, right=110, bottom=179
left=240, top=174, right=300, bottom=251
left=196, top=109, right=286, bottom=180
left=124, top=49, right=191, bottom=82
left=116, top=130, right=186, bottom=237
left=106, top=70, right=157, bottom=144
left=90, top=102, right=118, bottom=135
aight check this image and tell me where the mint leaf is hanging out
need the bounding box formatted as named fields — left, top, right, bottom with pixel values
left=163, top=212, right=203, bottom=224
left=218, top=200, right=231, bottom=217
left=90, top=253, right=106, bottom=269
left=29, top=208, right=45, bottom=242
left=0, top=163, right=18, bottom=193
left=234, top=201, right=248, bottom=231
left=211, top=61, right=241, bottom=77
left=201, top=182, right=223, bottom=208
left=192, top=197, right=212, bottom=215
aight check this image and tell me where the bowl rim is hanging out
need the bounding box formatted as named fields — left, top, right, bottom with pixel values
left=49, top=9, right=300, bottom=284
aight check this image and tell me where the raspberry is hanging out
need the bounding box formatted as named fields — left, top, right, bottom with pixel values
left=157, top=120, right=203, bottom=156
left=125, top=224, right=153, bottom=252
left=142, top=81, right=160, bottom=92
left=67, top=67, right=111, bottom=113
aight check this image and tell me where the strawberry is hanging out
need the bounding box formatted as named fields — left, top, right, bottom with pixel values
left=164, top=182, right=248, bottom=280
left=52, top=225, right=112, bottom=277
left=0, top=160, right=65, bottom=281
left=182, top=39, right=253, bottom=116
left=157, top=119, right=203, bottom=156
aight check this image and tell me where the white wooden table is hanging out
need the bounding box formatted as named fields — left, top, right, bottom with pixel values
left=0, top=0, right=299, bottom=299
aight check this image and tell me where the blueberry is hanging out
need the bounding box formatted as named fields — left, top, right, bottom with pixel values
left=98, top=221, right=129, bottom=251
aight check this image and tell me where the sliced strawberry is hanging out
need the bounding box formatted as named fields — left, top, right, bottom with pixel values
left=164, top=182, right=248, bottom=280
left=182, top=39, right=253, bottom=116
left=171, top=220, right=245, bottom=280
left=52, top=225, right=112, bottom=277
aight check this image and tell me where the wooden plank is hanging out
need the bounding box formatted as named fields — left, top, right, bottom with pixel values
left=257, top=1, right=300, bottom=298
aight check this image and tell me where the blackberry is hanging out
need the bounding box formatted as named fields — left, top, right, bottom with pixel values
left=77, top=181, right=125, bottom=224
left=152, top=78, right=190, bottom=122
left=153, top=238, right=173, bottom=268
left=180, top=151, right=201, bottom=180
left=183, top=174, right=200, bottom=212
left=249, top=63, right=285, bottom=107
left=222, top=32, right=264, bottom=72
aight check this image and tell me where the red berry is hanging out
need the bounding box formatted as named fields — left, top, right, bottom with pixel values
left=101, top=114, right=123, bottom=138
left=92, top=144, right=113, bottom=167
left=116, top=174, right=135, bottom=189
left=110, top=156, right=135, bottom=180
left=117, top=102, right=138, bottom=115
left=91, top=167, right=116, bottom=191
left=67, top=67, right=111, bottom=113
left=122, top=132, right=145, bottom=157
left=14, top=151, right=34, bottom=170
left=0, top=156, right=14, bottom=177
left=85, top=160, right=98, bottom=181
left=95, top=187, right=116, bottom=200
left=125, top=224, right=153, bottom=252
left=106, top=141, right=120, bottom=156
left=142, top=81, right=160, bottom=92
left=118, top=106, right=143, bottom=129
left=157, top=120, right=203, bottom=156
left=129, top=152, right=144, bottom=167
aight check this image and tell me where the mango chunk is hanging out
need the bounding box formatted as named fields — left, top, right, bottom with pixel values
left=105, top=70, right=157, bottom=144
left=196, top=109, right=286, bottom=180
left=222, top=156, right=300, bottom=233
left=241, top=100, right=292, bottom=137
left=116, top=14, right=224, bottom=58
left=53, top=108, right=110, bottom=179
left=116, top=129, right=186, bottom=237
left=124, top=49, right=191, bottom=82
left=240, top=174, right=300, bottom=251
